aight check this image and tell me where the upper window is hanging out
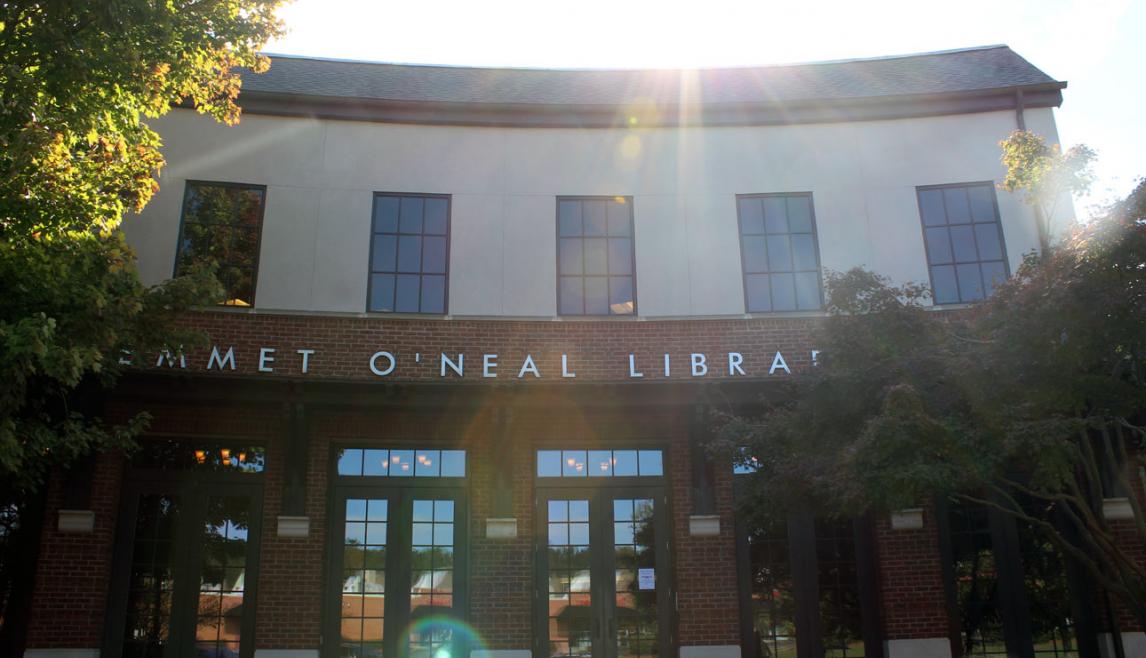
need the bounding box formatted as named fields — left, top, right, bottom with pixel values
left=736, top=193, right=822, bottom=312
left=557, top=197, right=636, bottom=316
left=536, top=449, right=663, bottom=478
left=917, top=183, right=1009, bottom=304
left=175, top=181, right=266, bottom=307
left=368, top=193, right=450, bottom=314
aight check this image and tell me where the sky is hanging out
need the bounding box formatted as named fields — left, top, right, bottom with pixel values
left=265, top=0, right=1144, bottom=218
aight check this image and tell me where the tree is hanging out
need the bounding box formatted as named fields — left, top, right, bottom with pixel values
left=717, top=175, right=1146, bottom=628
left=0, top=1, right=288, bottom=651
left=999, top=130, right=1096, bottom=255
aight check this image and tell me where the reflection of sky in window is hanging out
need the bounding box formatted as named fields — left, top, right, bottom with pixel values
left=338, top=449, right=466, bottom=477
left=537, top=450, right=664, bottom=477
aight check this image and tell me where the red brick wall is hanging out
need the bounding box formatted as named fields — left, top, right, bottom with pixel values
left=25, top=452, right=124, bottom=649
left=874, top=505, right=952, bottom=641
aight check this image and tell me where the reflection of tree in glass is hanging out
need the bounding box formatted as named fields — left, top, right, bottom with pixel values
left=177, top=185, right=264, bottom=306
left=747, top=517, right=796, bottom=658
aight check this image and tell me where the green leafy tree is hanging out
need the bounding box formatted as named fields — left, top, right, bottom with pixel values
left=718, top=175, right=1146, bottom=626
left=0, top=2, right=288, bottom=650
left=999, top=130, right=1096, bottom=254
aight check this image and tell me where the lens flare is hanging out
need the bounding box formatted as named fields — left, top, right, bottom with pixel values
left=404, top=616, right=486, bottom=657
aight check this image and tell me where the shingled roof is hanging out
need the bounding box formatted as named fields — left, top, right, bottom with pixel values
left=236, top=45, right=1065, bottom=127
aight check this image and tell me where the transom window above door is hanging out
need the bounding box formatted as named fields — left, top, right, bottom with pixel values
left=536, top=449, right=663, bottom=478
left=337, top=448, right=466, bottom=478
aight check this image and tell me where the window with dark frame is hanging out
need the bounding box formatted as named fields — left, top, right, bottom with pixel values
left=917, top=182, right=1009, bottom=305
left=557, top=196, right=636, bottom=316
left=368, top=193, right=450, bottom=314
left=175, top=181, right=266, bottom=307
left=736, top=193, right=823, bottom=312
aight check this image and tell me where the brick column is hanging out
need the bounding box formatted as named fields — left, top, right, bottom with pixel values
left=875, top=505, right=953, bottom=658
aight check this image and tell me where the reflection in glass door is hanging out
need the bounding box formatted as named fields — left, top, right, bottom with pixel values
left=537, top=489, right=671, bottom=658
left=329, top=488, right=466, bottom=658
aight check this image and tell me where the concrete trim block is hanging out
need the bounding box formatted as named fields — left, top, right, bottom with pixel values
left=57, top=510, right=95, bottom=533
left=276, top=515, right=310, bottom=538
left=253, top=650, right=320, bottom=658
left=485, top=517, right=518, bottom=539
left=1103, top=497, right=1134, bottom=521
left=884, top=638, right=951, bottom=658
left=24, top=650, right=100, bottom=658
left=679, top=645, right=740, bottom=658
left=890, top=508, right=924, bottom=530
left=1099, top=631, right=1146, bottom=658
left=471, top=651, right=531, bottom=658
left=688, top=515, right=721, bottom=537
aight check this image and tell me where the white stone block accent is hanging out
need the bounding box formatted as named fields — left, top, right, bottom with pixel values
left=485, top=517, right=518, bottom=539
left=688, top=515, right=721, bottom=537
left=884, top=638, right=951, bottom=658
left=1099, top=631, right=1146, bottom=658
left=890, top=508, right=924, bottom=530
left=24, top=650, right=100, bottom=658
left=471, top=651, right=531, bottom=658
left=1103, top=497, right=1134, bottom=521
left=254, top=651, right=320, bottom=658
left=57, top=510, right=95, bottom=533
left=679, top=645, right=740, bottom=658
left=276, top=515, right=310, bottom=538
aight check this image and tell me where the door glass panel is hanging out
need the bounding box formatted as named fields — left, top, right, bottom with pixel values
left=409, top=499, right=456, bottom=658
left=548, top=499, right=592, bottom=658
left=614, top=499, right=658, bottom=658
left=747, top=517, right=796, bottom=658
left=343, top=498, right=388, bottom=658
left=123, top=494, right=181, bottom=657
left=195, top=495, right=251, bottom=657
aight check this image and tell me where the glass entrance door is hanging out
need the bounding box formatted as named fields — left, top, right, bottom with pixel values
left=328, top=489, right=467, bottom=658
left=106, top=480, right=264, bottom=658
left=537, top=488, right=672, bottom=658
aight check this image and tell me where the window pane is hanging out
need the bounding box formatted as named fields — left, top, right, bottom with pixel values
left=373, top=197, right=400, bottom=233
left=607, top=199, right=631, bottom=236
left=390, top=450, right=415, bottom=476
left=638, top=451, right=663, bottom=476
left=372, top=235, right=397, bottom=272
left=399, top=197, right=424, bottom=233
left=424, top=198, right=449, bottom=234
left=794, top=272, right=821, bottom=310
left=441, top=450, right=466, bottom=477
left=950, top=225, right=977, bottom=263
left=397, top=236, right=422, bottom=272
left=741, top=235, right=768, bottom=273
left=771, top=273, right=797, bottom=311
left=422, top=236, right=447, bottom=274
left=974, top=224, right=1003, bottom=261
left=968, top=185, right=996, bottom=223
left=415, top=451, right=440, bottom=477
left=339, top=450, right=364, bottom=476
left=178, top=183, right=265, bottom=306
left=767, top=234, right=793, bottom=272
left=563, top=451, right=588, bottom=477
left=787, top=196, right=813, bottom=232
left=395, top=275, right=421, bottom=313
left=924, top=227, right=953, bottom=265
left=363, top=450, right=389, bottom=476
left=584, top=239, right=607, bottom=275
left=956, top=263, right=984, bottom=301
left=609, top=277, right=634, bottom=315
left=588, top=450, right=613, bottom=477
left=608, top=238, right=632, bottom=275
left=538, top=451, right=562, bottom=477
left=930, top=265, right=959, bottom=304
left=745, top=274, right=771, bottom=312
left=559, top=277, right=583, bottom=315
left=559, top=239, right=583, bottom=275
left=791, top=234, right=818, bottom=271
left=981, top=261, right=1007, bottom=296
left=369, top=274, right=395, bottom=312
left=559, top=200, right=583, bottom=236
left=584, top=278, right=609, bottom=315
left=420, top=275, right=445, bottom=314
left=613, top=451, right=638, bottom=476
left=762, top=197, right=787, bottom=233
left=739, top=198, right=765, bottom=234
left=944, top=188, right=971, bottom=224
left=583, top=201, right=608, bottom=236
left=919, top=189, right=946, bottom=226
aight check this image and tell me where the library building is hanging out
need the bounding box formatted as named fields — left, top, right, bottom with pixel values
left=20, top=45, right=1146, bottom=658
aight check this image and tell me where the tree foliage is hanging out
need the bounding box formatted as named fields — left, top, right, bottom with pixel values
left=999, top=130, right=1096, bottom=253
left=0, top=1, right=287, bottom=489
left=719, top=177, right=1146, bottom=622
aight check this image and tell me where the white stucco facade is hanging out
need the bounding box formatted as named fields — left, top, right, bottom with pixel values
left=125, top=105, right=1065, bottom=318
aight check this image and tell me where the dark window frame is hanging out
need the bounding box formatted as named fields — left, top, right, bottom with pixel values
left=734, top=192, right=824, bottom=313
left=555, top=195, right=639, bottom=317
left=173, top=180, right=268, bottom=307
left=366, top=192, right=452, bottom=315
left=915, top=181, right=1011, bottom=306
